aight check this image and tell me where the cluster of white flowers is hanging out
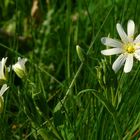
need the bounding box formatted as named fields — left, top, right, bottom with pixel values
left=0, top=57, right=27, bottom=113
left=101, top=20, right=140, bottom=73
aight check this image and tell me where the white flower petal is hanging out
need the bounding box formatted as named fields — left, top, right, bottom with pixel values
left=112, top=54, right=126, bottom=72
left=18, top=57, right=21, bottom=61
left=116, top=23, right=129, bottom=43
left=124, top=54, right=133, bottom=73
left=101, top=48, right=122, bottom=55
left=134, top=50, right=140, bottom=60
left=0, top=84, right=9, bottom=96
left=0, top=57, right=7, bottom=80
left=135, top=45, right=140, bottom=49
left=134, top=34, right=140, bottom=43
left=127, top=20, right=135, bottom=40
left=101, top=37, right=122, bottom=48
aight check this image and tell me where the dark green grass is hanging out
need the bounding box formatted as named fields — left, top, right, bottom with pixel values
left=0, top=0, right=140, bottom=139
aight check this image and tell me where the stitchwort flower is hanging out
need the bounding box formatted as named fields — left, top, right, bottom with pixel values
left=101, top=20, right=140, bottom=73
left=12, top=57, right=27, bottom=79
left=0, top=84, right=9, bottom=113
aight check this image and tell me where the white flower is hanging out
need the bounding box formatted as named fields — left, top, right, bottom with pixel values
left=101, top=20, right=140, bottom=73
left=12, top=57, right=27, bottom=78
left=0, top=57, right=8, bottom=81
left=0, top=84, right=9, bottom=113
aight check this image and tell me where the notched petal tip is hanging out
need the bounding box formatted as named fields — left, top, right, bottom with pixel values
left=124, top=68, right=131, bottom=73
left=101, top=50, right=105, bottom=55
left=112, top=65, right=118, bottom=73
left=127, top=19, right=135, bottom=39
left=113, top=69, right=118, bottom=73
left=116, top=23, right=120, bottom=29
left=124, top=55, right=133, bottom=73
left=134, top=51, right=140, bottom=61
left=112, top=54, right=126, bottom=73
left=128, top=19, right=134, bottom=24
left=101, top=37, right=106, bottom=44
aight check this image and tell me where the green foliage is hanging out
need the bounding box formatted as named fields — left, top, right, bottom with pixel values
left=0, top=0, right=140, bottom=140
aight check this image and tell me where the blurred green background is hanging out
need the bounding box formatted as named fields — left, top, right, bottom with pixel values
left=0, top=0, right=140, bottom=139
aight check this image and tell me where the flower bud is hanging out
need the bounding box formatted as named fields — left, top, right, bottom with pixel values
left=76, top=45, right=85, bottom=62
left=12, top=57, right=27, bottom=79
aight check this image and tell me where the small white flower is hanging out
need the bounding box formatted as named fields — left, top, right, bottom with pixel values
left=0, top=57, right=8, bottom=82
left=0, top=84, right=9, bottom=113
left=101, top=20, right=140, bottom=73
left=12, top=57, right=27, bottom=78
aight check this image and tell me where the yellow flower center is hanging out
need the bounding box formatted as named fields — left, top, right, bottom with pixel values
left=124, top=43, right=135, bottom=53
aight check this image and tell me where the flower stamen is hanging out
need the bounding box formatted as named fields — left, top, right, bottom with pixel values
left=124, top=44, right=135, bottom=53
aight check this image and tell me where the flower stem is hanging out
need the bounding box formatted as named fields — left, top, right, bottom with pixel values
left=112, top=113, right=122, bottom=140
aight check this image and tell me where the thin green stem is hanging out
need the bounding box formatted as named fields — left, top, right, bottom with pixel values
left=62, top=63, right=83, bottom=103
left=87, top=6, right=114, bottom=55
left=112, top=113, right=122, bottom=140
left=54, top=5, right=113, bottom=112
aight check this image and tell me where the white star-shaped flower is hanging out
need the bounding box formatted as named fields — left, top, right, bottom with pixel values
left=12, top=57, right=27, bottom=78
left=101, top=20, right=140, bottom=73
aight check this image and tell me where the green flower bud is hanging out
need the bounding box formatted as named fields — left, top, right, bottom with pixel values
left=76, top=45, right=85, bottom=62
